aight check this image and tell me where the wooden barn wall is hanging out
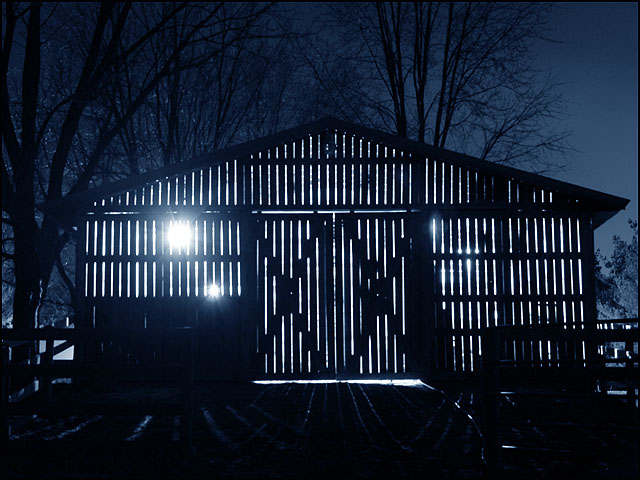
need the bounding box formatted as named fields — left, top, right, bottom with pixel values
left=79, top=129, right=595, bottom=377
left=427, top=213, right=593, bottom=373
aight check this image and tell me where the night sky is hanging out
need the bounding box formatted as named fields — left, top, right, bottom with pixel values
left=535, top=3, right=638, bottom=258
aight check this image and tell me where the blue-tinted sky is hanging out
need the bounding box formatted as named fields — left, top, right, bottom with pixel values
left=535, top=3, right=637, bottom=257
left=295, top=3, right=637, bottom=258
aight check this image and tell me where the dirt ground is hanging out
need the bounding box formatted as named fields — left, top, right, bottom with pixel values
left=2, top=381, right=638, bottom=479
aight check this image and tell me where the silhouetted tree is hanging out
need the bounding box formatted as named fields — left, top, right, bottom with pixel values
left=596, top=220, right=638, bottom=319
left=0, top=2, right=579, bottom=333
left=300, top=2, right=570, bottom=172
left=2, top=2, right=274, bottom=330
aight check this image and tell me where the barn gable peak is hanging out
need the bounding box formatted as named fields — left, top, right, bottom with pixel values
left=40, top=117, right=628, bottom=228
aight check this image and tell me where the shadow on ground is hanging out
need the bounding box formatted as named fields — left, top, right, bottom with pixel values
left=2, top=381, right=638, bottom=479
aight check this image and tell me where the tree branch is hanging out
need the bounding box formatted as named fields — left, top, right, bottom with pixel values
left=55, top=252, right=76, bottom=307
left=1, top=2, right=22, bottom=169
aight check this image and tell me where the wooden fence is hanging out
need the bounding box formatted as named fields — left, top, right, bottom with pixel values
left=2, top=326, right=195, bottom=447
left=481, top=319, right=639, bottom=472
left=3, top=316, right=74, bottom=403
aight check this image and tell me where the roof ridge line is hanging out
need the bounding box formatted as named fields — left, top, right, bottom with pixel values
left=39, top=117, right=629, bottom=229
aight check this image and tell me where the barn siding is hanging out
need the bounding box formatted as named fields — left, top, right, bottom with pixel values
left=78, top=129, right=595, bottom=378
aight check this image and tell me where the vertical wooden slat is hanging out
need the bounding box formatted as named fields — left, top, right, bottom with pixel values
left=201, top=167, right=210, bottom=207
left=377, top=217, right=386, bottom=373
left=293, top=162, right=300, bottom=208
left=470, top=170, right=478, bottom=204
left=496, top=215, right=508, bottom=334
left=103, top=219, right=112, bottom=299
left=453, top=166, right=461, bottom=205
left=213, top=164, right=221, bottom=207
left=365, top=219, right=377, bottom=374
left=256, top=163, right=264, bottom=208
left=343, top=218, right=354, bottom=372
left=293, top=220, right=305, bottom=374
left=326, top=216, right=337, bottom=374
left=280, top=219, right=290, bottom=373
left=543, top=216, right=556, bottom=327
left=143, top=220, right=152, bottom=301
left=314, top=217, right=325, bottom=374
left=334, top=216, right=345, bottom=373
left=274, top=160, right=282, bottom=208
left=453, top=219, right=464, bottom=371
left=249, top=162, right=256, bottom=207
left=350, top=219, right=365, bottom=374
left=264, top=219, right=275, bottom=373
left=581, top=214, right=598, bottom=370
left=432, top=218, right=443, bottom=370
left=310, top=217, right=320, bottom=373
left=534, top=217, right=545, bottom=327
left=95, top=219, right=104, bottom=300
left=290, top=219, right=300, bottom=374
left=182, top=173, right=189, bottom=208
left=192, top=170, right=200, bottom=208
left=75, top=216, right=89, bottom=376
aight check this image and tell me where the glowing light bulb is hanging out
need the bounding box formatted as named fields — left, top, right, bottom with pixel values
left=207, top=284, right=220, bottom=298
left=168, top=223, right=190, bottom=249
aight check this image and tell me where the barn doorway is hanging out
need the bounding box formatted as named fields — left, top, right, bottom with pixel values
left=255, top=211, right=417, bottom=379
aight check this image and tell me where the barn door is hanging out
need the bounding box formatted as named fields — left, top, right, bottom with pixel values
left=255, top=213, right=416, bottom=379
left=335, top=214, right=414, bottom=377
left=256, top=214, right=332, bottom=378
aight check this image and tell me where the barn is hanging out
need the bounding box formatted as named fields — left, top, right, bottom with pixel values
left=44, top=117, right=629, bottom=381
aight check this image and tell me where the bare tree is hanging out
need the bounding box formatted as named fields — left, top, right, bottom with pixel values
left=1, top=2, right=273, bottom=330
left=308, top=2, right=570, bottom=172
left=107, top=4, right=301, bottom=171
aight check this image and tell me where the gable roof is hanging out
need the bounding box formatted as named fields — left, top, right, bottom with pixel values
left=40, top=117, right=629, bottom=228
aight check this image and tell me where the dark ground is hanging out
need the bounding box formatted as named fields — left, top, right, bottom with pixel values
left=2, top=381, right=638, bottom=479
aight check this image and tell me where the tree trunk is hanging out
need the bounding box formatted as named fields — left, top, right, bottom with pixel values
left=12, top=210, right=64, bottom=331
left=11, top=199, right=41, bottom=377
left=12, top=215, right=41, bottom=330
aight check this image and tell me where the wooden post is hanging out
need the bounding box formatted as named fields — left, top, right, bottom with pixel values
left=74, top=218, right=87, bottom=369
left=43, top=337, right=54, bottom=403
left=181, top=327, right=195, bottom=453
left=2, top=346, right=9, bottom=442
left=412, top=212, right=434, bottom=377
left=581, top=214, right=598, bottom=391
left=239, top=214, right=258, bottom=379
left=482, top=326, right=502, bottom=473
left=625, top=337, right=634, bottom=405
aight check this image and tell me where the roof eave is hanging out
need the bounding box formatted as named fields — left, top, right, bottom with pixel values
left=38, top=116, right=630, bottom=228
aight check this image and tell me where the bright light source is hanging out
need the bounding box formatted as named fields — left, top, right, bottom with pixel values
left=168, top=222, right=190, bottom=249
left=207, top=284, right=220, bottom=298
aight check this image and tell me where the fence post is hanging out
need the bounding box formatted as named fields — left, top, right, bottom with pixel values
left=483, top=327, right=502, bottom=473
left=43, top=337, right=54, bottom=403
left=181, top=327, right=195, bottom=453
left=2, top=347, right=9, bottom=442
left=625, top=337, right=635, bottom=405
left=239, top=214, right=258, bottom=379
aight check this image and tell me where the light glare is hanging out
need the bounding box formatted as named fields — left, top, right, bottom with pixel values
left=207, top=284, right=220, bottom=298
left=168, top=222, right=190, bottom=249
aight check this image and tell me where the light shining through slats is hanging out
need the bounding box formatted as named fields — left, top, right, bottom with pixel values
left=82, top=130, right=592, bottom=378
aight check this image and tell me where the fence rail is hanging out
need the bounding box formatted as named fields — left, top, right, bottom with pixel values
left=481, top=318, right=639, bottom=473
left=2, top=326, right=195, bottom=447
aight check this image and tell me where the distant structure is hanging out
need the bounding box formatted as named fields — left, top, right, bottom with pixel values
left=44, top=118, right=629, bottom=379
